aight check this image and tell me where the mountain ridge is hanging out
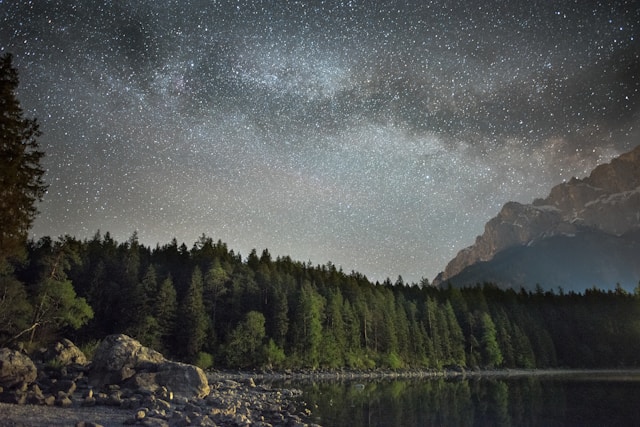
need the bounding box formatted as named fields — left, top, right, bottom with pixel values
left=434, top=144, right=640, bottom=290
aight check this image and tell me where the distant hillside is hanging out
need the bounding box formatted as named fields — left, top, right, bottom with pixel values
left=434, top=144, right=640, bottom=291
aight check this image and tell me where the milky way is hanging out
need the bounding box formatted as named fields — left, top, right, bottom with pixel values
left=1, top=1, right=638, bottom=283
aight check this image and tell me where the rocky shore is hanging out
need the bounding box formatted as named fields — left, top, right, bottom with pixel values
left=5, top=334, right=622, bottom=427
left=0, top=335, right=317, bottom=427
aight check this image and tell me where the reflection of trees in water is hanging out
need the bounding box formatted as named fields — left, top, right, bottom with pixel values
left=297, top=374, right=640, bottom=426
left=300, top=377, right=556, bottom=427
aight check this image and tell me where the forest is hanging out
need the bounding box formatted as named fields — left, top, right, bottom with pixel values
left=2, top=52, right=640, bottom=373
left=2, top=232, right=640, bottom=371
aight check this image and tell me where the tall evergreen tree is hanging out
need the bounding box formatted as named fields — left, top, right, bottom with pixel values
left=0, top=53, right=46, bottom=346
left=320, top=289, right=347, bottom=367
left=203, top=259, right=228, bottom=331
left=0, top=53, right=47, bottom=264
left=126, top=265, right=159, bottom=347
left=290, top=282, right=324, bottom=367
left=177, top=267, right=207, bottom=361
left=154, top=275, right=177, bottom=353
left=479, top=312, right=503, bottom=368
left=443, top=301, right=466, bottom=366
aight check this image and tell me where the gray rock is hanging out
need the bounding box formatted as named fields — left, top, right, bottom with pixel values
left=90, top=334, right=165, bottom=387
left=0, top=348, right=37, bottom=389
left=55, top=391, right=73, bottom=407
left=140, top=418, right=170, bottom=427
left=50, top=378, right=77, bottom=395
left=153, top=361, right=210, bottom=400
left=45, top=338, right=88, bottom=366
left=76, top=421, right=103, bottom=427
left=75, top=422, right=104, bottom=427
left=89, top=334, right=210, bottom=401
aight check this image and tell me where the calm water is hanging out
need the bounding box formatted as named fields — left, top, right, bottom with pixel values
left=286, top=372, right=640, bottom=427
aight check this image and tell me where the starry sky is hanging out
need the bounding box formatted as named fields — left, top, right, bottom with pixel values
left=1, top=1, right=638, bottom=284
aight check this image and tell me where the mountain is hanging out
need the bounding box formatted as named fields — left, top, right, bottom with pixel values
left=433, top=144, right=640, bottom=292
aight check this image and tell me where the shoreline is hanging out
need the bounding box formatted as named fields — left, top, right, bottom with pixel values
left=3, top=368, right=640, bottom=427
left=209, top=367, right=640, bottom=383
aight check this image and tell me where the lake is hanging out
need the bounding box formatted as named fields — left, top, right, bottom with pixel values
left=285, top=371, right=640, bottom=426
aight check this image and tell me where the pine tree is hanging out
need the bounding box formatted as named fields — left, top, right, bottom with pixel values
left=0, top=53, right=47, bottom=264
left=203, top=259, right=228, bottom=331
left=127, top=265, right=159, bottom=347
left=479, top=312, right=503, bottom=368
left=178, top=267, right=207, bottom=361
left=290, top=282, right=324, bottom=367
left=154, top=275, right=177, bottom=353
left=443, top=301, right=466, bottom=366
left=320, top=289, right=347, bottom=367
left=0, top=53, right=46, bottom=345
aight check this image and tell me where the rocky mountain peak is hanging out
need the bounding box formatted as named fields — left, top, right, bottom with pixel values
left=434, top=144, right=640, bottom=287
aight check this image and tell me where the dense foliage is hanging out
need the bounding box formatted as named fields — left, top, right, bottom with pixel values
left=4, top=232, right=640, bottom=370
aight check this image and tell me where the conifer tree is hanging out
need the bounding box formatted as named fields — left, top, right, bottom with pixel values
left=203, top=259, right=228, bottom=331
left=0, top=53, right=46, bottom=345
left=479, top=312, right=503, bottom=368
left=0, top=53, right=47, bottom=264
left=178, top=267, right=207, bottom=361
left=154, top=275, right=177, bottom=353
left=291, top=282, right=324, bottom=367
left=127, top=265, right=159, bottom=347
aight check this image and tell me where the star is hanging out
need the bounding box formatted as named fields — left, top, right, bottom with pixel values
left=1, top=0, right=637, bottom=283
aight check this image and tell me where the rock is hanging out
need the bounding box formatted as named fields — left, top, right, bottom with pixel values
left=90, top=334, right=165, bottom=386
left=55, top=391, right=73, bottom=407
left=75, top=422, right=104, bottom=427
left=82, top=395, right=97, bottom=406
left=135, top=408, right=148, bottom=420
left=25, top=383, right=46, bottom=404
left=0, top=348, right=37, bottom=389
left=155, top=361, right=210, bottom=399
left=106, top=390, right=123, bottom=406
left=50, top=378, right=77, bottom=395
left=157, top=386, right=173, bottom=401
left=43, top=394, right=56, bottom=406
left=45, top=338, right=88, bottom=366
left=124, top=371, right=159, bottom=394
left=124, top=361, right=210, bottom=400
left=140, top=418, right=170, bottom=427
left=89, top=334, right=210, bottom=401
left=190, top=414, right=216, bottom=426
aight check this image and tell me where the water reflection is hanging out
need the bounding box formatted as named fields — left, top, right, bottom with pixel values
left=288, top=373, right=640, bottom=427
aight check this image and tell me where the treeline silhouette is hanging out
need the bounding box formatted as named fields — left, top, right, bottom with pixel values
left=9, top=232, right=640, bottom=370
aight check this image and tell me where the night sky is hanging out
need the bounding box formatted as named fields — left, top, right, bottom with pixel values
left=1, top=1, right=638, bottom=283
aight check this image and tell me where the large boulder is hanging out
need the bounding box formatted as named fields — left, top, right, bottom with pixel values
left=45, top=338, right=88, bottom=366
left=156, top=361, right=210, bottom=399
left=90, top=334, right=165, bottom=386
left=122, top=361, right=211, bottom=399
left=0, top=348, right=37, bottom=389
left=89, top=334, right=210, bottom=399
